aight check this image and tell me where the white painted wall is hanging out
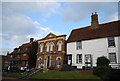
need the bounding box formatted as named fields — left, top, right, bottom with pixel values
left=67, top=36, right=120, bottom=69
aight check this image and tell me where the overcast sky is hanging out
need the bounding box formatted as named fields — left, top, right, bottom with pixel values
left=1, top=1, right=119, bottom=55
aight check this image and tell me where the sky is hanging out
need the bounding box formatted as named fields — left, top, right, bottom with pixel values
left=1, top=0, right=119, bottom=55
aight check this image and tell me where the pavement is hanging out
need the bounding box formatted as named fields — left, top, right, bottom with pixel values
left=2, top=76, right=28, bottom=81
left=2, top=76, right=103, bottom=81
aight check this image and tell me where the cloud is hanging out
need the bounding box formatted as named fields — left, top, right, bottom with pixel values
left=1, top=2, right=61, bottom=55
left=62, top=2, right=118, bottom=23
left=1, top=47, right=13, bottom=55
left=3, top=2, right=60, bottom=17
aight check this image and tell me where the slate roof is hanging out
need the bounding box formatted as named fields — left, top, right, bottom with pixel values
left=67, top=20, right=120, bottom=42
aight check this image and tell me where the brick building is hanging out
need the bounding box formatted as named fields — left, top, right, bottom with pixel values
left=7, top=38, right=34, bottom=70
left=1, top=55, right=9, bottom=71
left=36, top=33, right=66, bottom=70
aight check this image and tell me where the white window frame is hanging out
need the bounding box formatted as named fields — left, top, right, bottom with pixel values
left=46, top=45, right=49, bottom=52
left=108, top=37, right=115, bottom=47
left=57, top=41, right=62, bottom=51
left=76, top=54, right=82, bottom=64
left=40, top=45, right=43, bottom=52
left=76, top=41, right=82, bottom=50
left=50, top=44, right=53, bottom=51
left=109, top=53, right=117, bottom=64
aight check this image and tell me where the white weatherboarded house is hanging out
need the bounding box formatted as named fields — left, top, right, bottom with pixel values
left=67, top=12, right=120, bottom=69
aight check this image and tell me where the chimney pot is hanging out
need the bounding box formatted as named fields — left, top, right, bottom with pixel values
left=30, top=38, right=34, bottom=43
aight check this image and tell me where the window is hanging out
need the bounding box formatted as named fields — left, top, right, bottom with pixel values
left=26, top=47, right=28, bottom=51
left=57, top=41, right=62, bottom=51
left=108, top=37, right=115, bottom=47
left=46, top=44, right=50, bottom=52
left=18, top=49, right=20, bottom=52
left=17, top=55, right=20, bottom=58
left=57, top=58, right=61, bottom=65
left=38, top=57, right=42, bottom=60
left=109, top=53, right=117, bottom=64
left=85, top=54, right=91, bottom=63
left=50, top=44, right=54, bottom=51
left=23, top=53, right=27, bottom=56
left=10, top=55, right=13, bottom=58
left=76, top=54, right=82, bottom=64
left=76, top=41, right=82, bottom=50
left=40, top=45, right=43, bottom=52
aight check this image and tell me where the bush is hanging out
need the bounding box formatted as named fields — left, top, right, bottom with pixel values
left=93, top=66, right=111, bottom=80
left=97, top=56, right=110, bottom=67
left=93, top=56, right=111, bottom=81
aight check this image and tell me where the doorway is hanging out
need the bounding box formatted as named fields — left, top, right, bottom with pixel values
left=46, top=56, right=50, bottom=68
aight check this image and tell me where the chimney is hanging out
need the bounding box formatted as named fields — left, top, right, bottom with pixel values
left=91, top=12, right=99, bottom=29
left=30, top=38, right=34, bottom=43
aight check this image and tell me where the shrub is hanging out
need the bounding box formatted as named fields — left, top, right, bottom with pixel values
left=93, top=56, right=111, bottom=81
left=93, top=66, right=111, bottom=80
left=97, top=56, right=110, bottom=67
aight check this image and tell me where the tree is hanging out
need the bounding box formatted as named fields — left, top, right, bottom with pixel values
left=28, top=41, right=38, bottom=68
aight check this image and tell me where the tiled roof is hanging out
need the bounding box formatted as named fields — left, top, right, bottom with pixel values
left=10, top=43, right=31, bottom=54
left=67, top=20, right=120, bottom=42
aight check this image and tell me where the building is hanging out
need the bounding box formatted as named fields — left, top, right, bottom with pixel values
left=1, top=55, right=9, bottom=71
left=36, top=33, right=66, bottom=70
left=7, top=38, right=34, bottom=70
left=67, top=12, right=120, bottom=69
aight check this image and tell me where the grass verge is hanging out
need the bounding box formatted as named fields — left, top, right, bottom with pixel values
left=31, top=71, right=101, bottom=79
left=2, top=72, right=27, bottom=78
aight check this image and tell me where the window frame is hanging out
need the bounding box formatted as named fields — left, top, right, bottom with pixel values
left=76, top=41, right=82, bottom=50
left=108, top=37, right=116, bottom=47
left=40, top=45, right=43, bottom=52
left=109, top=52, right=117, bottom=64
left=57, top=41, right=62, bottom=51
left=50, top=44, right=54, bottom=51
left=76, top=54, right=82, bottom=64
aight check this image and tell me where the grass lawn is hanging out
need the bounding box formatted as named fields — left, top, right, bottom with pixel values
left=2, top=72, right=27, bottom=78
left=31, top=71, right=101, bottom=79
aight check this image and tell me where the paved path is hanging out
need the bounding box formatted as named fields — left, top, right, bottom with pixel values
left=2, top=76, right=28, bottom=81
left=2, top=76, right=103, bottom=81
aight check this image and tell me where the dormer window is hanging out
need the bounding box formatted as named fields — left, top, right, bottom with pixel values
left=108, top=37, right=115, bottom=47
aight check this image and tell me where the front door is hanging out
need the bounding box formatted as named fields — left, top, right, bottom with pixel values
left=85, top=54, right=92, bottom=69
left=46, top=56, right=50, bottom=68
left=67, top=55, right=72, bottom=65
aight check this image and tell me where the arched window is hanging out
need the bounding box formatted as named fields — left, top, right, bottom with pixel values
left=40, top=44, right=43, bottom=52
left=58, top=58, right=61, bottom=65
left=56, top=57, right=62, bottom=65
left=46, top=43, right=50, bottom=52
left=50, top=42, right=54, bottom=51
left=57, top=41, right=62, bottom=51
left=38, top=57, right=42, bottom=61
